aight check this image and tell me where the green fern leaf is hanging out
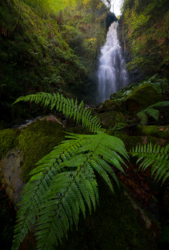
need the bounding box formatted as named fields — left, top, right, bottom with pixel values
left=12, top=131, right=128, bottom=250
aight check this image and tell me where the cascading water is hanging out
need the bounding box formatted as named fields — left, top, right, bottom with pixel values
left=97, top=21, right=128, bottom=103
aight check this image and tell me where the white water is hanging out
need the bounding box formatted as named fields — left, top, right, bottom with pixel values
left=97, top=22, right=128, bottom=103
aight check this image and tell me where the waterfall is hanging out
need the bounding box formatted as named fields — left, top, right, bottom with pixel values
left=97, top=21, right=128, bottom=103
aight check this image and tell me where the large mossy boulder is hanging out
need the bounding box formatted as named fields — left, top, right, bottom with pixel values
left=0, top=128, right=19, bottom=160
left=125, top=84, right=163, bottom=115
left=17, top=119, right=66, bottom=183
left=99, top=100, right=125, bottom=113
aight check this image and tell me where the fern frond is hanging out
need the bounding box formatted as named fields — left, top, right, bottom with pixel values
left=137, top=108, right=159, bottom=125
left=12, top=92, right=101, bottom=132
left=130, top=143, right=169, bottom=184
left=12, top=132, right=128, bottom=250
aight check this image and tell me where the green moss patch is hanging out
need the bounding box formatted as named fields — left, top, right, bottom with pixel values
left=17, top=120, right=66, bottom=182
left=126, top=84, right=163, bottom=115
left=97, top=111, right=125, bottom=128
left=0, top=129, right=19, bottom=160
left=137, top=125, right=169, bottom=139
left=99, top=99, right=125, bottom=113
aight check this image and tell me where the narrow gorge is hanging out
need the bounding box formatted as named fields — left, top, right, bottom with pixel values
left=0, top=1, right=169, bottom=250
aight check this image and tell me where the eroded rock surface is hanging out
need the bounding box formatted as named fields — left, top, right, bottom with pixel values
left=0, top=148, right=26, bottom=211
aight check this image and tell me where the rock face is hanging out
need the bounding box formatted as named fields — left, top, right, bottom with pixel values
left=0, top=148, right=26, bottom=211
left=117, top=16, right=145, bottom=85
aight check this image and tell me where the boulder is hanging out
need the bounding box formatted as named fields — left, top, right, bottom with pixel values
left=0, top=148, right=25, bottom=211
left=125, top=83, right=163, bottom=115
left=99, top=99, right=125, bottom=113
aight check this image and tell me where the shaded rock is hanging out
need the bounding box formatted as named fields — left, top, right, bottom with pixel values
left=106, top=13, right=118, bottom=29
left=0, top=148, right=26, bottom=211
left=99, top=99, right=125, bottom=113
left=125, top=83, right=163, bottom=115
left=98, top=111, right=125, bottom=128
left=115, top=133, right=167, bottom=151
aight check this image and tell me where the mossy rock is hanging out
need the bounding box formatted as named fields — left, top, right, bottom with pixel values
left=97, top=111, right=125, bottom=129
left=137, top=125, right=169, bottom=139
left=0, top=129, right=19, bottom=160
left=125, top=84, right=163, bottom=115
left=57, top=174, right=158, bottom=250
left=17, top=120, right=66, bottom=183
left=99, top=99, right=125, bottom=113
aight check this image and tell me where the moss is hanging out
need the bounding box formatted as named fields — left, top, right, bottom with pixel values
left=137, top=125, right=169, bottom=139
left=17, top=120, right=66, bottom=183
left=0, top=129, right=19, bottom=160
left=97, top=111, right=125, bottom=129
left=126, top=84, right=163, bottom=115
left=99, top=99, right=125, bottom=113
left=57, top=174, right=158, bottom=250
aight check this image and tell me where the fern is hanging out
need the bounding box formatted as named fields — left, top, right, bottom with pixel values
left=137, top=74, right=169, bottom=94
left=130, top=142, right=169, bottom=184
left=137, top=108, right=159, bottom=125
left=12, top=92, right=101, bottom=132
left=11, top=92, right=129, bottom=250
left=12, top=131, right=128, bottom=250
left=136, top=101, right=169, bottom=125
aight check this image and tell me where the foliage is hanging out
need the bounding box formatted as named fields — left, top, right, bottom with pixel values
left=136, top=101, right=169, bottom=125
left=111, top=122, right=126, bottom=136
left=0, top=0, right=109, bottom=122
left=9, top=89, right=169, bottom=249
left=112, top=75, right=168, bottom=104
left=137, top=74, right=169, bottom=94
left=130, top=142, right=169, bottom=184
left=122, top=0, right=169, bottom=75
left=12, top=133, right=128, bottom=250
left=13, top=92, right=102, bottom=131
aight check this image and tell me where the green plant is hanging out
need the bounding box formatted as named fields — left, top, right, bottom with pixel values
left=13, top=92, right=101, bottom=132
left=138, top=74, right=169, bottom=94
left=112, top=122, right=127, bottom=136
left=130, top=142, right=169, bottom=184
left=11, top=92, right=128, bottom=250
left=136, top=101, right=169, bottom=125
